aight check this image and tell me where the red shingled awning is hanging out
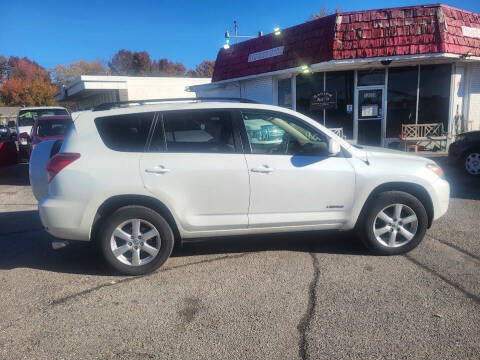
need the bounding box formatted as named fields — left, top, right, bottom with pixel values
left=212, top=4, right=480, bottom=82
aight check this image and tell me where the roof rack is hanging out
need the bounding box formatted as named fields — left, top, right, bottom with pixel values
left=91, top=97, right=258, bottom=111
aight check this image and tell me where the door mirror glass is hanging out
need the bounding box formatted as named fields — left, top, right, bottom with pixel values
left=328, top=139, right=341, bottom=156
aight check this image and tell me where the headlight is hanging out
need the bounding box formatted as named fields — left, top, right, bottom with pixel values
left=426, top=163, right=444, bottom=179
left=19, top=138, right=28, bottom=145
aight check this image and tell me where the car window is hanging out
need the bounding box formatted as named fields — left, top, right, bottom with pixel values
left=95, top=112, right=154, bottom=152
left=241, top=110, right=329, bottom=156
left=149, top=110, right=236, bottom=153
left=18, top=109, right=69, bottom=127
left=36, top=119, right=73, bottom=137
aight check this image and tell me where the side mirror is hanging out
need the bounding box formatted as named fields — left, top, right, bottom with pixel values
left=328, top=139, right=341, bottom=156
left=19, top=132, right=30, bottom=145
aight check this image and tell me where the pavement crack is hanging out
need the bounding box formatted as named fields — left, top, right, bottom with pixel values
left=50, top=253, right=248, bottom=307
left=297, top=252, right=320, bottom=360
left=404, top=254, right=480, bottom=304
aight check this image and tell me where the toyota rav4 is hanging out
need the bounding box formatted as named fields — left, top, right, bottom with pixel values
left=29, top=98, right=450, bottom=275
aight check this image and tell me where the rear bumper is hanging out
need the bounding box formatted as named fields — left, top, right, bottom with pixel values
left=39, top=196, right=91, bottom=241
left=430, top=178, right=450, bottom=221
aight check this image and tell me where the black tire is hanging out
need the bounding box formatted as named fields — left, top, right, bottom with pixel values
left=357, top=191, right=428, bottom=255
left=463, top=150, right=480, bottom=176
left=99, top=205, right=174, bottom=275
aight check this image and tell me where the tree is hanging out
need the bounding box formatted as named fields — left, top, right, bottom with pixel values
left=310, top=6, right=341, bottom=20
left=132, top=51, right=151, bottom=75
left=50, top=60, right=107, bottom=86
left=194, top=60, right=215, bottom=78
left=0, top=56, right=56, bottom=106
left=151, top=58, right=186, bottom=77
left=109, top=49, right=135, bottom=75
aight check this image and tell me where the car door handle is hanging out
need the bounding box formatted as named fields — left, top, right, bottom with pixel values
left=251, top=166, right=274, bottom=173
left=145, top=166, right=170, bottom=174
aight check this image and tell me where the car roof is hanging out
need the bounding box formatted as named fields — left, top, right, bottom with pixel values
left=71, top=100, right=352, bottom=151
left=74, top=101, right=286, bottom=118
left=37, top=115, right=72, bottom=121
left=20, top=106, right=67, bottom=111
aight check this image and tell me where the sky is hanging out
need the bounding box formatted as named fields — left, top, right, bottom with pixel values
left=1, top=0, right=479, bottom=72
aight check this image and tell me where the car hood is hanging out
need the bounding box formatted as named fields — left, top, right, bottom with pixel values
left=357, top=145, right=431, bottom=164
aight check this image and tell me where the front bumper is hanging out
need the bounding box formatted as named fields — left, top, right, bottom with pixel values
left=431, top=178, right=450, bottom=221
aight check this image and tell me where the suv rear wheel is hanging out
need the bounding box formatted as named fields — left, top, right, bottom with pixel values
left=358, top=191, right=428, bottom=255
left=99, top=206, right=174, bottom=275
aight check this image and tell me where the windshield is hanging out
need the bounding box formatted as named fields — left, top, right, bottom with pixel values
left=18, top=109, right=68, bottom=127
left=36, top=119, right=73, bottom=137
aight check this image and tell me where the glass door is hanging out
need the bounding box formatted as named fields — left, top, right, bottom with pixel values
left=356, top=87, right=384, bottom=146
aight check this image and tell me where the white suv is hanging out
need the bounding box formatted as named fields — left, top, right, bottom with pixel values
left=29, top=99, right=450, bottom=275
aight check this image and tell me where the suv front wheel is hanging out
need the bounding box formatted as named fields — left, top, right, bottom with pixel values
left=99, top=206, right=174, bottom=275
left=358, top=191, right=428, bottom=255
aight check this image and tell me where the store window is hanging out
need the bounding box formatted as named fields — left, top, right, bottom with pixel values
left=357, top=69, right=385, bottom=86
left=418, top=64, right=451, bottom=130
left=325, top=71, right=354, bottom=139
left=277, top=78, right=292, bottom=109
left=296, top=71, right=354, bottom=139
left=386, top=67, right=418, bottom=138
left=296, top=72, right=324, bottom=124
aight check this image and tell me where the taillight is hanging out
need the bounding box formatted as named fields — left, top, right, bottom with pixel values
left=46, top=152, right=80, bottom=183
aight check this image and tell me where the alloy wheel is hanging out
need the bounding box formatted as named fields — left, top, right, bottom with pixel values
left=373, top=204, right=418, bottom=248
left=465, top=152, right=480, bottom=175
left=110, top=219, right=161, bottom=266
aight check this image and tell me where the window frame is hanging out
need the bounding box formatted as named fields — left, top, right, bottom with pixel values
left=235, top=109, right=342, bottom=157
left=146, top=109, right=244, bottom=154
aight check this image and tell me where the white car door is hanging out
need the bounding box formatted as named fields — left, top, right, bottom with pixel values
left=240, top=109, right=356, bottom=229
left=140, top=109, right=250, bottom=234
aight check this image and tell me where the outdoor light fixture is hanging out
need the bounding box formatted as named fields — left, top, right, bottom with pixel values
left=223, top=38, right=230, bottom=50
left=274, top=27, right=281, bottom=36
left=300, top=65, right=311, bottom=74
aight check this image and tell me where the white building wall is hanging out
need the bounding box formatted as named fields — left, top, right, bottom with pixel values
left=467, top=63, right=480, bottom=131
left=76, top=90, right=118, bottom=110
left=126, top=77, right=210, bottom=101
left=451, top=63, right=466, bottom=135
left=195, top=83, right=241, bottom=98
left=241, top=77, right=274, bottom=104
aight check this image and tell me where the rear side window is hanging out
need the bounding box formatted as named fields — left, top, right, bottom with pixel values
left=149, top=110, right=236, bottom=153
left=95, top=112, right=154, bottom=152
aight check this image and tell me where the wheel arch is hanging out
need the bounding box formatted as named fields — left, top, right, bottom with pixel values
left=91, top=194, right=181, bottom=244
left=356, top=182, right=434, bottom=229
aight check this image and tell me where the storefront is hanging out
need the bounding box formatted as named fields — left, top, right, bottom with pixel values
left=191, top=4, right=480, bottom=149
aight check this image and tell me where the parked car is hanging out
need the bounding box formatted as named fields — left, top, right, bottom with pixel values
left=17, top=106, right=69, bottom=158
left=448, top=131, right=480, bottom=176
left=24, top=115, right=73, bottom=157
left=29, top=98, right=449, bottom=275
left=0, top=124, right=11, bottom=140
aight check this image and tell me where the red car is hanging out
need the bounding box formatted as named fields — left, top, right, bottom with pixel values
left=23, top=115, right=73, bottom=157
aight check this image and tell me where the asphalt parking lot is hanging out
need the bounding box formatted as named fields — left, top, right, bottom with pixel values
left=0, top=157, right=479, bottom=360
